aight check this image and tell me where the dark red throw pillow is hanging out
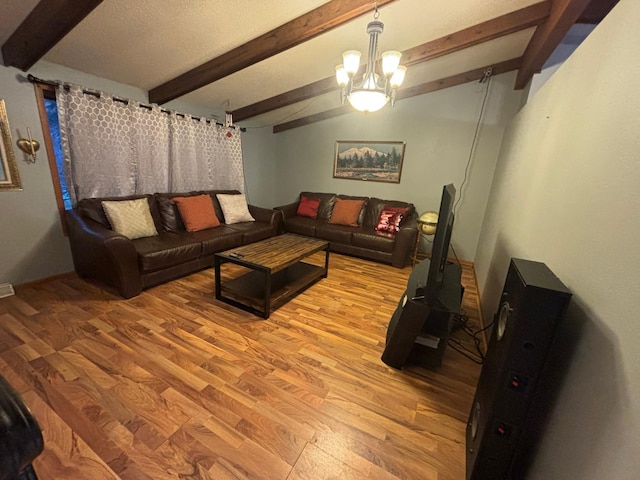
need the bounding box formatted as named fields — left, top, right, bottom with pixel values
left=297, top=195, right=321, bottom=218
left=375, top=206, right=408, bottom=235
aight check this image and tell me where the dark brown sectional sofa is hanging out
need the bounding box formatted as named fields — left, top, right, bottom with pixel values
left=276, top=192, right=418, bottom=268
left=66, top=190, right=281, bottom=298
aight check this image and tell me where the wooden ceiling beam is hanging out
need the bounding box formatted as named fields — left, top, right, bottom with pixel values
left=148, top=0, right=398, bottom=105
left=234, top=1, right=550, bottom=122
left=578, top=0, right=619, bottom=23
left=515, top=0, right=592, bottom=89
left=400, top=1, right=549, bottom=66
left=273, top=57, right=523, bottom=133
left=2, top=0, right=103, bottom=71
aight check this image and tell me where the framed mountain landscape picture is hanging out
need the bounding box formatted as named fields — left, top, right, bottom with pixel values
left=333, top=140, right=405, bottom=183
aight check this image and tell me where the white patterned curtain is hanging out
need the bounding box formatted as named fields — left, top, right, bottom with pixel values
left=168, top=112, right=244, bottom=193
left=56, top=84, right=244, bottom=205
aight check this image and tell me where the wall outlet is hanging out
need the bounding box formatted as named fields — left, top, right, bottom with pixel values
left=0, top=283, right=15, bottom=298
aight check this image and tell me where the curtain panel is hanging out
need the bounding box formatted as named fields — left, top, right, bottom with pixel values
left=56, top=85, right=244, bottom=206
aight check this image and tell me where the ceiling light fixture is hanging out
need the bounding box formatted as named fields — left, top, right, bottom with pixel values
left=335, top=6, right=406, bottom=113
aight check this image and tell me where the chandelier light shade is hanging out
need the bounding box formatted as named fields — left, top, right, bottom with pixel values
left=335, top=8, right=406, bottom=113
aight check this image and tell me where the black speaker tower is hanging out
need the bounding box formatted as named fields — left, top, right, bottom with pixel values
left=466, top=258, right=571, bottom=480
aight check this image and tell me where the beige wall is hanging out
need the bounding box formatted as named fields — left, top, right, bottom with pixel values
left=474, top=0, right=640, bottom=476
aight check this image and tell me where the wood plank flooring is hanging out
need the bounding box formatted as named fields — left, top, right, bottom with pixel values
left=0, top=253, right=484, bottom=480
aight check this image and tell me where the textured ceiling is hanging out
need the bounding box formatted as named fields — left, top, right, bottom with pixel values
left=0, top=0, right=609, bottom=129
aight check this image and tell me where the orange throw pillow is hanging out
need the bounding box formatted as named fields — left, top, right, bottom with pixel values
left=171, top=194, right=220, bottom=232
left=328, top=198, right=365, bottom=226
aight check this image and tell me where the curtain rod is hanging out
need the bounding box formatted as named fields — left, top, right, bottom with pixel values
left=27, top=74, right=245, bottom=132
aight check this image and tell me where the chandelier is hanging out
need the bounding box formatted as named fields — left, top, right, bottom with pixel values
left=335, top=7, right=406, bottom=113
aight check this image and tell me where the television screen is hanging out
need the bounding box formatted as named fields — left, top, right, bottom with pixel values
left=424, top=183, right=456, bottom=304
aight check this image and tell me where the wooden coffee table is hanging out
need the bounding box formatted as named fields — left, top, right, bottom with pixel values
left=214, top=234, right=329, bottom=318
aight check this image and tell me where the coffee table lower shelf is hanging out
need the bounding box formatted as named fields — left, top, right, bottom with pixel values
left=218, top=261, right=325, bottom=318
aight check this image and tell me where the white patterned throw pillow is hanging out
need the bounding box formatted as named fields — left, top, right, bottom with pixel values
left=216, top=193, right=255, bottom=224
left=102, top=198, right=158, bottom=239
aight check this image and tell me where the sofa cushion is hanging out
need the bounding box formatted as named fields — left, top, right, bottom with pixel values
left=328, top=198, right=365, bottom=227
left=227, top=222, right=275, bottom=244
left=172, top=194, right=220, bottom=232
left=315, top=223, right=355, bottom=244
left=133, top=233, right=202, bottom=272
left=352, top=227, right=396, bottom=253
left=300, top=192, right=336, bottom=221
left=217, top=193, right=255, bottom=224
left=155, top=192, right=200, bottom=232
left=297, top=195, right=321, bottom=218
left=183, top=227, right=244, bottom=255
left=102, top=198, right=159, bottom=240
left=284, top=216, right=317, bottom=237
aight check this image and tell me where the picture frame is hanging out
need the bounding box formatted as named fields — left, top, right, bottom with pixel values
left=0, top=99, right=22, bottom=191
left=334, top=140, right=405, bottom=183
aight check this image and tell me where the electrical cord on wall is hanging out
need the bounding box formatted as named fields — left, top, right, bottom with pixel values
left=453, top=69, right=493, bottom=216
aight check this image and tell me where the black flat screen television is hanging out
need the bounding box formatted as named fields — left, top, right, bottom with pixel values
left=424, top=183, right=456, bottom=304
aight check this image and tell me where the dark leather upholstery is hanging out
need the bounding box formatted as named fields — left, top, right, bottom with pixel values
left=66, top=190, right=282, bottom=298
left=0, top=376, right=43, bottom=480
left=277, top=193, right=418, bottom=268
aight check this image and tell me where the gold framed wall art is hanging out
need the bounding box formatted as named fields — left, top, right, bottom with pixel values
left=333, top=140, right=405, bottom=183
left=0, top=99, right=22, bottom=191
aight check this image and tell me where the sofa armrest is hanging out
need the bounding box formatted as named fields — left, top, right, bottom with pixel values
left=275, top=202, right=299, bottom=220
left=65, top=209, right=142, bottom=298
left=248, top=204, right=282, bottom=233
left=391, top=216, right=418, bottom=268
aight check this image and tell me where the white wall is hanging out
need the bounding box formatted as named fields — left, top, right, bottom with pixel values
left=271, top=72, right=523, bottom=260
left=0, top=61, right=275, bottom=286
left=474, top=0, right=640, bottom=477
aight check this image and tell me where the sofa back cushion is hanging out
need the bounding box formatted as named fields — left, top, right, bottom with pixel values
left=155, top=190, right=241, bottom=231
left=155, top=191, right=199, bottom=231
left=300, top=192, right=336, bottom=221
left=364, top=198, right=415, bottom=227
left=78, top=194, right=162, bottom=230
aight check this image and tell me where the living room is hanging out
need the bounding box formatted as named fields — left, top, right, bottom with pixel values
left=0, top=0, right=638, bottom=479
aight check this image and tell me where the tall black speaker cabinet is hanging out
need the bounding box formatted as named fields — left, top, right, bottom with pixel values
left=466, top=258, right=571, bottom=480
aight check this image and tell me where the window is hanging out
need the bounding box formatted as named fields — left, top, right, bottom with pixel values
left=44, top=97, right=71, bottom=210
left=34, top=84, right=71, bottom=232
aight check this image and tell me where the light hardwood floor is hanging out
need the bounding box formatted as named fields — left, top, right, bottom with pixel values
left=0, top=253, right=484, bottom=480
